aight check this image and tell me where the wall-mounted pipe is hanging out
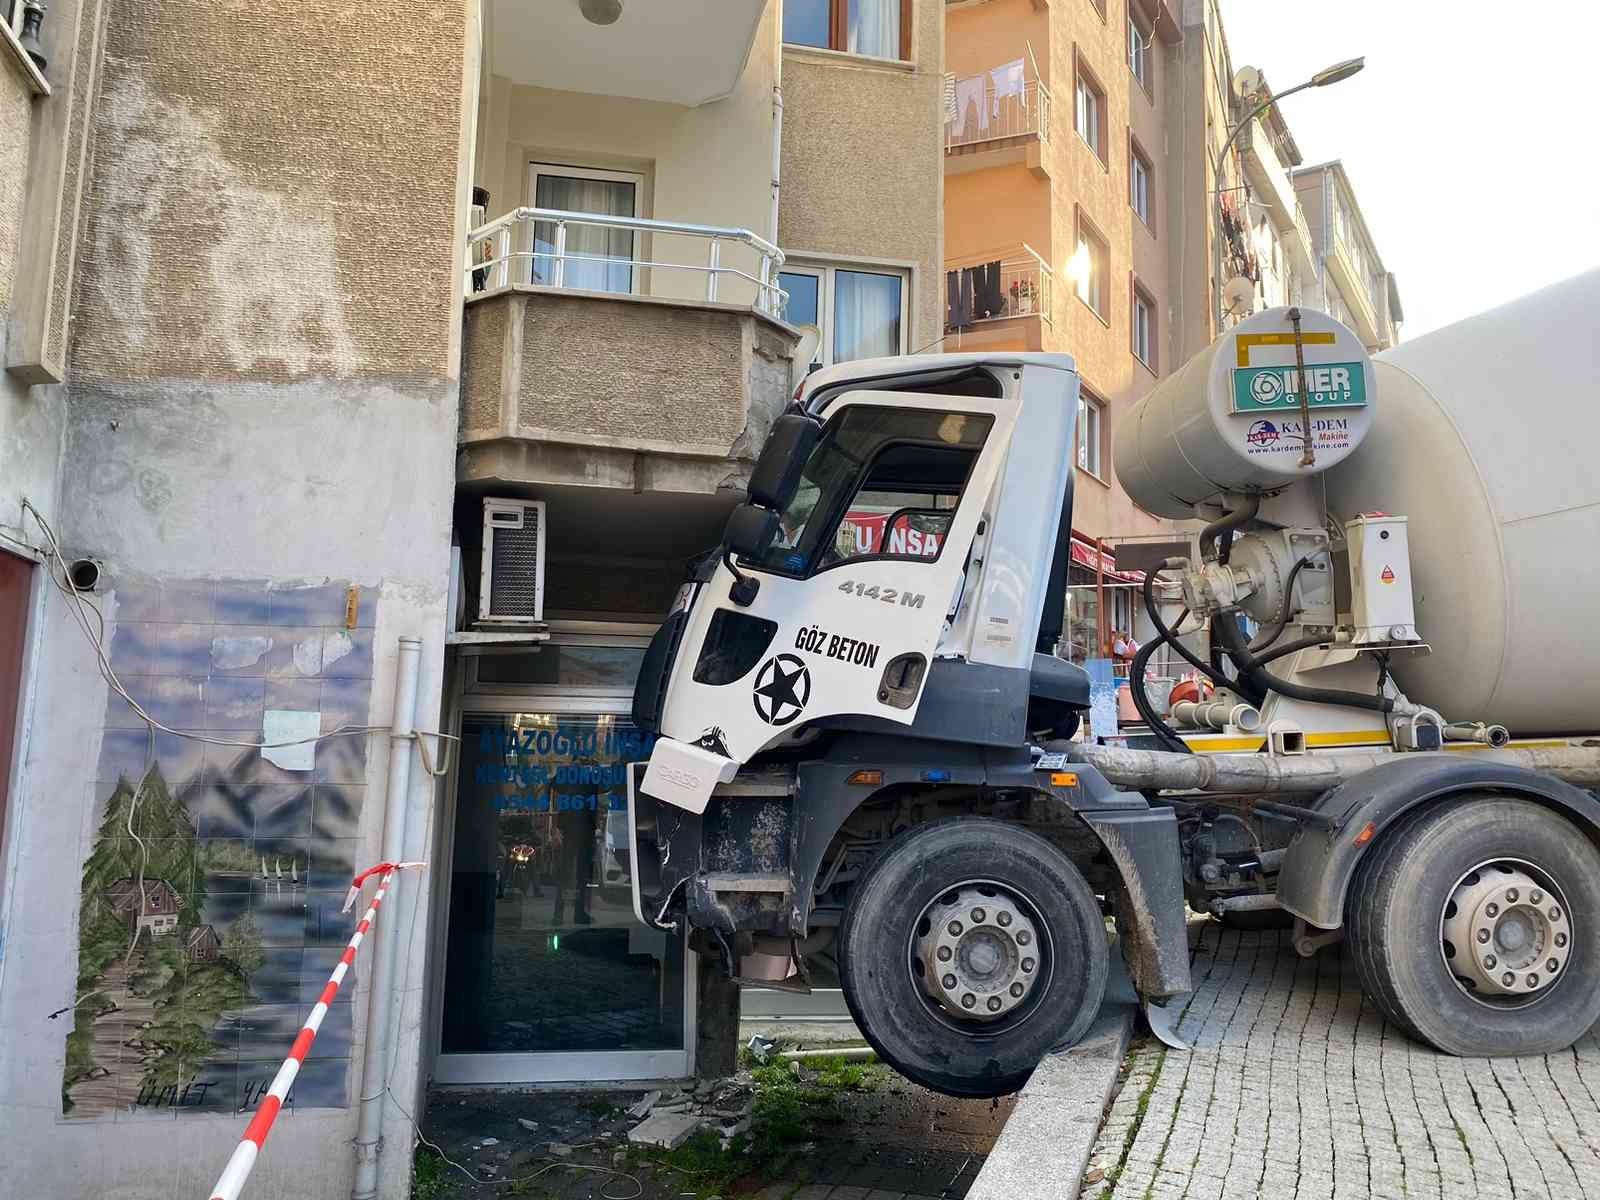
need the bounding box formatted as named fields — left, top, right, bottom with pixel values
left=351, top=637, right=423, bottom=1200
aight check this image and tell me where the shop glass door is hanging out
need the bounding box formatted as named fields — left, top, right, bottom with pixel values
left=436, top=644, right=693, bottom=1083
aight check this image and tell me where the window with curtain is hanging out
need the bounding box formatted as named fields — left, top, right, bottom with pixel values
left=782, top=0, right=907, bottom=60
left=834, top=270, right=902, bottom=364
left=529, top=165, right=640, bottom=294
left=780, top=264, right=906, bottom=367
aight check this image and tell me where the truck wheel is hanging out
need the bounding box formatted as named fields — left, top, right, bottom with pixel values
left=838, top=818, right=1107, bottom=1098
left=1346, top=796, right=1600, bottom=1056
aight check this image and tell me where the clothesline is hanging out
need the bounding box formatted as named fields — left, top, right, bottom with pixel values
left=945, top=57, right=1031, bottom=140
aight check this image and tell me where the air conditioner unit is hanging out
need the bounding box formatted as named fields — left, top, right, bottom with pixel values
left=479, top=498, right=546, bottom=625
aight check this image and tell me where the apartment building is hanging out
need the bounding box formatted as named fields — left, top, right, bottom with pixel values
left=0, top=1, right=943, bottom=1196
left=1294, top=159, right=1403, bottom=350
left=943, top=0, right=1182, bottom=661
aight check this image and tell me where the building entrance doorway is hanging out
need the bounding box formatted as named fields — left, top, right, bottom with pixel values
left=434, top=637, right=694, bottom=1083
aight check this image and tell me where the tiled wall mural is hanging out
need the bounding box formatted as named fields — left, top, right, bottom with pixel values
left=62, top=579, right=376, bottom=1120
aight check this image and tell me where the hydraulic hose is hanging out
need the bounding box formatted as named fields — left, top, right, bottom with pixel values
left=1199, top=494, right=1261, bottom=565
left=1214, top=611, right=1396, bottom=715
left=1129, top=625, right=1190, bottom=754
left=1249, top=555, right=1315, bottom=653
left=1245, top=635, right=1328, bottom=669
left=1143, top=567, right=1230, bottom=690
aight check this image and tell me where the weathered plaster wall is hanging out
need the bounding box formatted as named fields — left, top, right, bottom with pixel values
left=0, top=63, right=30, bottom=306
left=0, top=0, right=472, bottom=1196
left=779, top=0, right=944, bottom=357
left=69, top=0, right=468, bottom=384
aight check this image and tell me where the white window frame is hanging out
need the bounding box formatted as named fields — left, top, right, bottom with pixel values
left=1074, top=218, right=1108, bottom=320
left=525, top=162, right=645, bottom=293
left=780, top=260, right=910, bottom=368
left=1077, top=390, right=1105, bottom=479
left=1130, top=150, right=1151, bottom=226
left=1133, top=288, right=1153, bottom=367
left=1127, top=14, right=1149, bottom=88
left=1075, top=75, right=1102, bottom=157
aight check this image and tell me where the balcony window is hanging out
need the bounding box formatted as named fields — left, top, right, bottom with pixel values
left=1130, top=137, right=1153, bottom=229
left=1132, top=279, right=1157, bottom=372
left=1077, top=388, right=1105, bottom=478
left=1127, top=13, right=1150, bottom=90
left=1072, top=213, right=1108, bottom=320
left=528, top=163, right=641, bottom=294
left=784, top=0, right=909, bottom=61
left=780, top=263, right=907, bottom=367
left=1074, top=57, right=1106, bottom=162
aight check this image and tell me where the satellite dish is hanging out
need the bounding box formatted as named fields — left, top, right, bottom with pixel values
left=1222, top=275, right=1257, bottom=316
left=1232, top=66, right=1265, bottom=103
left=791, top=324, right=821, bottom=389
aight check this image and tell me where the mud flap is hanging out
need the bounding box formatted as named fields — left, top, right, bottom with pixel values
left=1080, top=807, right=1192, bottom=999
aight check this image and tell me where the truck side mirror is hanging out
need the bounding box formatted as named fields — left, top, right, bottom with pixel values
left=722, top=504, right=779, bottom=607
left=748, top=414, right=820, bottom=510
left=725, top=503, right=779, bottom=559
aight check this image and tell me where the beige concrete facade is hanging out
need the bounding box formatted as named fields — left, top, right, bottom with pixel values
left=1294, top=159, right=1402, bottom=350
left=779, top=0, right=946, bottom=359
left=944, top=0, right=1176, bottom=551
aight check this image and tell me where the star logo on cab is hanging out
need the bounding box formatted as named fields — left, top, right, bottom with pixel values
left=752, top=653, right=811, bottom=726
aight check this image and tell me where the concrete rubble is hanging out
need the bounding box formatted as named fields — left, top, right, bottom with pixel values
left=623, top=1077, right=759, bottom=1151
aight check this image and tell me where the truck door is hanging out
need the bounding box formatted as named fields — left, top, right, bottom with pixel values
left=660, top=387, right=1018, bottom=763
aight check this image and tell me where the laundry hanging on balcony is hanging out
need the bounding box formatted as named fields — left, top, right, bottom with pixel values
left=990, top=59, right=1026, bottom=116
left=952, top=74, right=987, bottom=138
left=946, top=269, right=975, bottom=330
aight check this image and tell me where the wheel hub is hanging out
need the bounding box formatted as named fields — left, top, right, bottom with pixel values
left=914, top=885, right=1041, bottom=1022
left=1442, top=864, right=1572, bottom=999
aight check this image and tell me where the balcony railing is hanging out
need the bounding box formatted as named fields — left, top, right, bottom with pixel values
left=467, top=207, right=786, bottom=317
left=945, top=244, right=1053, bottom=332
left=945, top=73, right=1051, bottom=151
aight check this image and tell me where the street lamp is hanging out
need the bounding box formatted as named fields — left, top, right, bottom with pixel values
left=1210, top=57, right=1365, bottom=329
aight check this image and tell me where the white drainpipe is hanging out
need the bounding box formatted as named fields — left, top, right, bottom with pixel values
left=769, top=10, right=783, bottom=247
left=351, top=636, right=423, bottom=1200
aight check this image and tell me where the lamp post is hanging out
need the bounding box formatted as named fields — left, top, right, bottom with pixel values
left=1210, top=57, right=1364, bottom=331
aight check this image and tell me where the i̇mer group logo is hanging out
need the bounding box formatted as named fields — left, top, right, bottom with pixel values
left=1250, top=370, right=1285, bottom=406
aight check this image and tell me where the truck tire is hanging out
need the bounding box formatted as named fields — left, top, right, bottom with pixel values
left=838, top=817, right=1108, bottom=1098
left=1346, top=796, right=1600, bottom=1056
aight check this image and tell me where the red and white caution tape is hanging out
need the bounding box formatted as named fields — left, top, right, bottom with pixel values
left=206, top=861, right=427, bottom=1200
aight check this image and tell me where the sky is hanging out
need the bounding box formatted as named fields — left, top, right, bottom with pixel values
left=1219, top=2, right=1600, bottom=339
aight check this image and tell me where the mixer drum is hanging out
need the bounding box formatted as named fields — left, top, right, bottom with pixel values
left=1321, top=270, right=1600, bottom=734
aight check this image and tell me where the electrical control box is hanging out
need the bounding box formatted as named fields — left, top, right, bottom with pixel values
left=1345, top=514, right=1418, bottom=644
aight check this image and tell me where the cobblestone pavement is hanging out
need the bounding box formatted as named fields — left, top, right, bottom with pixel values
left=1081, top=920, right=1600, bottom=1200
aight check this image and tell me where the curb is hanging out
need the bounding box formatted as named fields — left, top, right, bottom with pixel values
left=965, top=1004, right=1136, bottom=1200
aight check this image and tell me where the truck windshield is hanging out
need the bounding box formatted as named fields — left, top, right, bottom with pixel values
left=753, top=405, right=992, bottom=576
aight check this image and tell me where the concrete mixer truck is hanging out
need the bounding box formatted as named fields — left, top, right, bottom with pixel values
left=623, top=270, right=1600, bottom=1098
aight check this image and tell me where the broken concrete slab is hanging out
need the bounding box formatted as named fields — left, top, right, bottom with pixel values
left=625, top=1089, right=660, bottom=1119
left=627, top=1111, right=707, bottom=1149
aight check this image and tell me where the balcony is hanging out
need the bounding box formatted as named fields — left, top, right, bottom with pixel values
left=1239, top=116, right=1299, bottom=232
left=945, top=71, right=1052, bottom=178
left=943, top=244, right=1053, bottom=351
left=1328, top=223, right=1382, bottom=348
left=459, top=208, right=800, bottom=498
left=487, top=0, right=768, bottom=106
